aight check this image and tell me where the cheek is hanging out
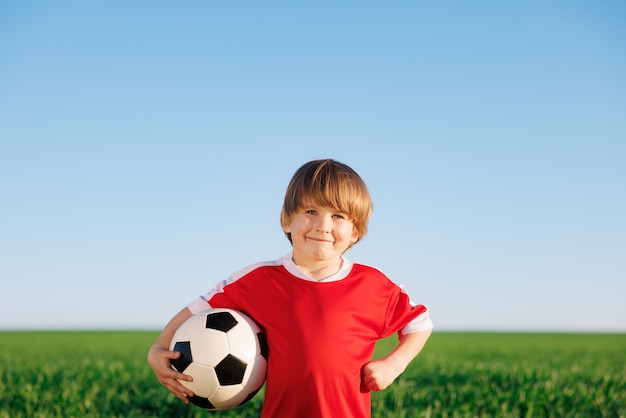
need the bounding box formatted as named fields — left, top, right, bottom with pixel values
left=283, top=217, right=305, bottom=234
left=344, top=225, right=358, bottom=242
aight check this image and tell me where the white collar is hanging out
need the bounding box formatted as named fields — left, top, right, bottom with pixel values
left=281, top=251, right=354, bottom=282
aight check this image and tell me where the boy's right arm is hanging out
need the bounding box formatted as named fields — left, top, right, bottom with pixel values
left=147, top=307, right=196, bottom=403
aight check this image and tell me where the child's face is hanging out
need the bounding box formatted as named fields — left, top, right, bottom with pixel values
left=282, top=202, right=359, bottom=264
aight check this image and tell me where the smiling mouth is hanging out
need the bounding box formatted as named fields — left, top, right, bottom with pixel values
left=307, top=236, right=333, bottom=243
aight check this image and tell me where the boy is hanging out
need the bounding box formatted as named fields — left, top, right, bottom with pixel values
left=148, top=159, right=433, bottom=417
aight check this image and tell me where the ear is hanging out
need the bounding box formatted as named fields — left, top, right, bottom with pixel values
left=280, top=209, right=291, bottom=234
left=350, top=229, right=359, bottom=244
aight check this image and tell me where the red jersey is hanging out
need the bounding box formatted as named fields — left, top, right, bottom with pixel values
left=188, top=253, right=433, bottom=418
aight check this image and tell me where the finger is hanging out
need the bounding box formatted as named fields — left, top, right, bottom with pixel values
left=165, top=350, right=183, bottom=360
left=173, top=390, right=190, bottom=404
left=166, top=379, right=195, bottom=403
left=165, top=369, right=193, bottom=383
left=163, top=357, right=193, bottom=382
left=178, top=389, right=195, bottom=404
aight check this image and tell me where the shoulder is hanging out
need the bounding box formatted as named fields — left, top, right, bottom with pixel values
left=348, top=261, right=394, bottom=285
left=238, top=258, right=284, bottom=273
left=200, top=257, right=285, bottom=300
left=228, top=257, right=286, bottom=282
left=348, top=261, right=409, bottom=291
left=349, top=260, right=386, bottom=277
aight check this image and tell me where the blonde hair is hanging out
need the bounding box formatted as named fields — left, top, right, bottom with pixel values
left=280, top=159, right=372, bottom=245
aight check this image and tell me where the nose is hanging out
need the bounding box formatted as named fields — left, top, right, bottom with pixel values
left=315, top=213, right=332, bottom=233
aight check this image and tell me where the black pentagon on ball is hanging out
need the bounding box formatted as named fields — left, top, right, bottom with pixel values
left=257, top=332, right=269, bottom=360
left=206, top=311, right=239, bottom=332
left=170, top=341, right=193, bottom=372
left=215, top=354, right=247, bottom=385
left=189, top=395, right=216, bottom=410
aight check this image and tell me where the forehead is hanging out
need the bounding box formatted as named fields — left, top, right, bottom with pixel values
left=300, top=198, right=338, bottom=209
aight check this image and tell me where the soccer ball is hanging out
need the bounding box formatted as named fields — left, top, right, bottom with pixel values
left=169, top=308, right=268, bottom=410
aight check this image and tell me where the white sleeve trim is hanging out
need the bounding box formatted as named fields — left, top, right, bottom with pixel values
left=187, top=296, right=212, bottom=314
left=400, top=310, right=434, bottom=334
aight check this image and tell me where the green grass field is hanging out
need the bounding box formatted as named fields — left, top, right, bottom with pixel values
left=1, top=331, right=624, bottom=417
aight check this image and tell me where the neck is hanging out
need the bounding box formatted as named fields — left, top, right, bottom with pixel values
left=292, top=255, right=343, bottom=281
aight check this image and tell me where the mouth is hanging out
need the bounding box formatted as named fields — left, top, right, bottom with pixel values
left=306, top=236, right=333, bottom=243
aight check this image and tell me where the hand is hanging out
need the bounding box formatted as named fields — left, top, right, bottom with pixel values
left=360, top=357, right=403, bottom=393
left=361, top=329, right=432, bottom=392
left=147, top=345, right=195, bottom=403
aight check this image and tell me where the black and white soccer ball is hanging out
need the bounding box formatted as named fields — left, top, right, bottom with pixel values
left=169, top=308, right=268, bottom=410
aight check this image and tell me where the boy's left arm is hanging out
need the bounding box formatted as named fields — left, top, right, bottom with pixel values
left=360, top=328, right=432, bottom=392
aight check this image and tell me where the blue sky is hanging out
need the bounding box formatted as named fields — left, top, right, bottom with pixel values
left=1, top=1, right=624, bottom=331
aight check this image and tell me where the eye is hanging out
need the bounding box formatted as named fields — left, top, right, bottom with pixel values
left=332, top=213, right=347, bottom=220
left=305, top=209, right=317, bottom=215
